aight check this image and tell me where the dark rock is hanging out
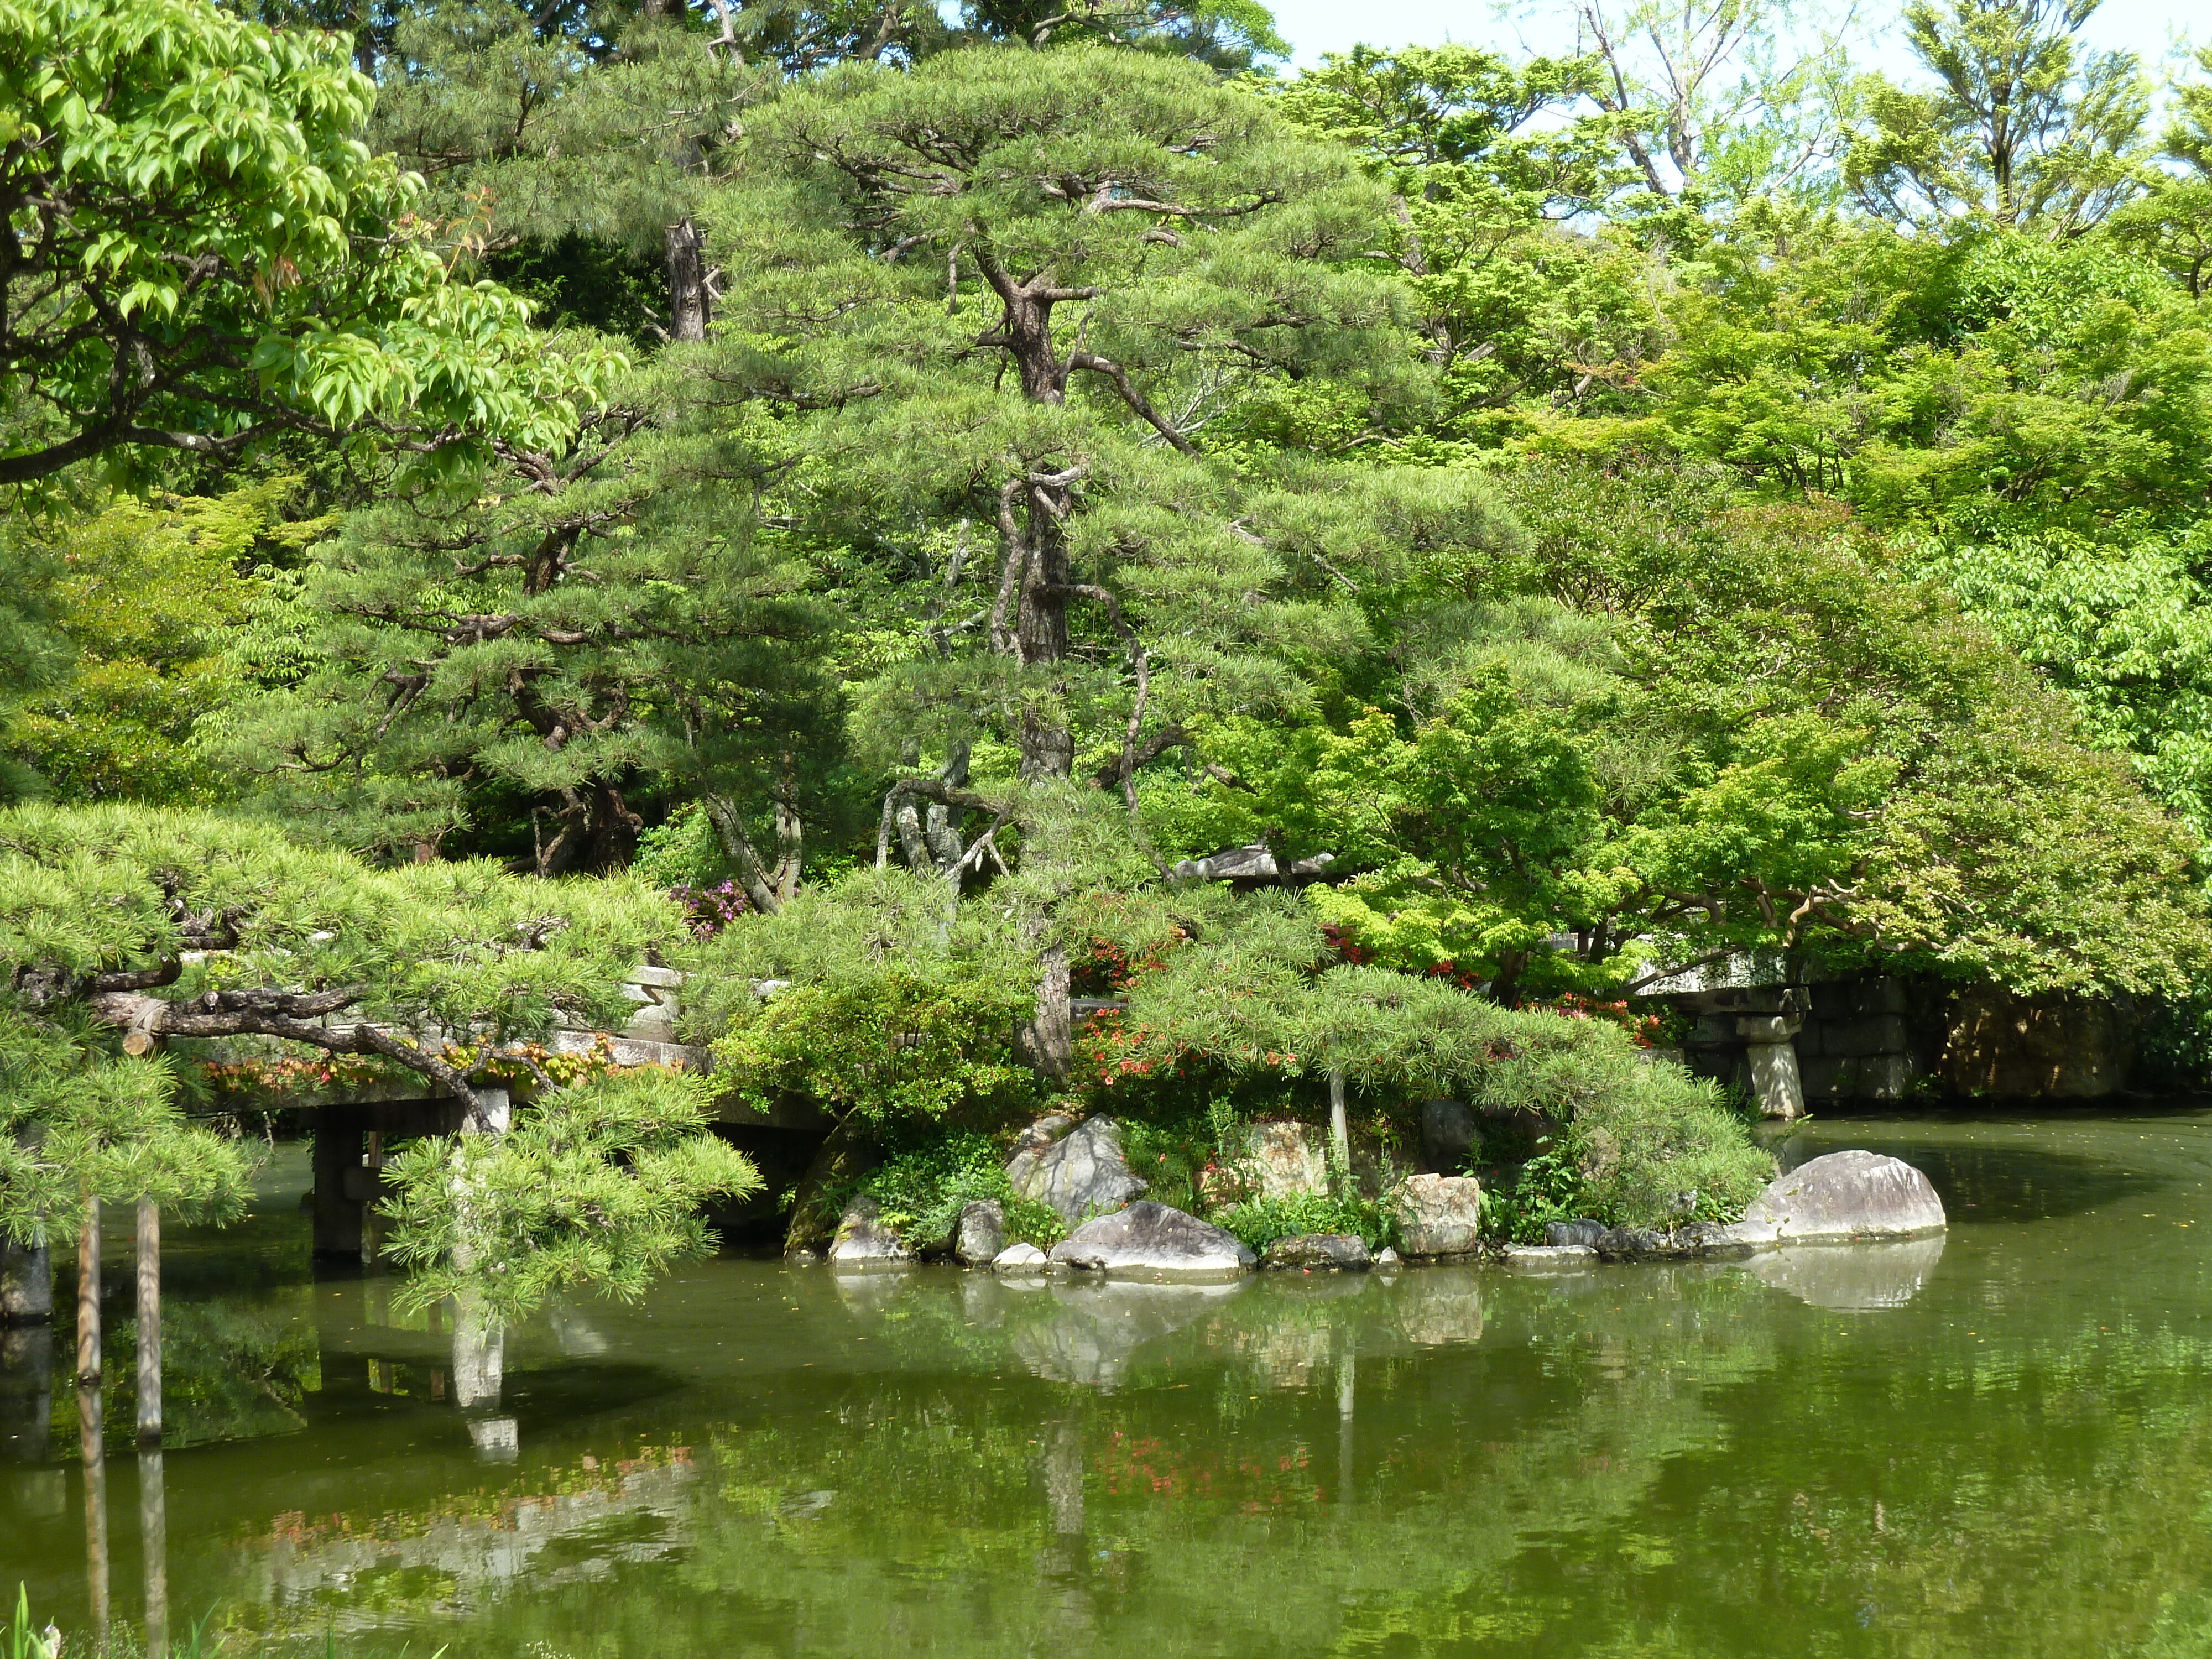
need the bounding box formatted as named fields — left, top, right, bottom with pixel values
left=1049, top=1201, right=1255, bottom=1281
left=1389, top=1173, right=1484, bottom=1257
left=1419, top=1099, right=1478, bottom=1173
left=1545, top=1218, right=1607, bottom=1248
left=1594, top=1227, right=1672, bottom=1259
left=1261, top=1233, right=1373, bottom=1271
left=954, top=1200, right=1008, bottom=1266
left=783, top=1121, right=882, bottom=1255
left=1740, top=1149, right=1946, bottom=1241
left=1007, top=1115, right=1147, bottom=1225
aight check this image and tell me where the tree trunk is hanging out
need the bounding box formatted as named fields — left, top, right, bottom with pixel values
left=81, top=1373, right=108, bottom=1642
left=76, top=1198, right=100, bottom=1384
left=1328, top=1070, right=1350, bottom=1174
left=134, top=1199, right=160, bottom=1447
left=667, top=219, right=709, bottom=342
left=1019, top=942, right=1072, bottom=1083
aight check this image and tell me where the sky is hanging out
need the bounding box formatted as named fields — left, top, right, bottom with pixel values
left=1265, top=0, right=2200, bottom=81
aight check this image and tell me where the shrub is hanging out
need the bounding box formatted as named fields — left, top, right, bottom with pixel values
left=856, top=1131, right=1062, bottom=1250
left=1561, top=1070, right=1773, bottom=1232
left=1217, top=1186, right=1395, bottom=1254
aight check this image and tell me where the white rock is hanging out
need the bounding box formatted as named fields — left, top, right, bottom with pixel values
left=992, top=1243, right=1052, bottom=1274
left=1740, top=1150, right=1945, bottom=1243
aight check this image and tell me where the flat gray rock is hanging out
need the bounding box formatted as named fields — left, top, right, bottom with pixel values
left=1504, top=1244, right=1598, bottom=1269
left=1741, top=1150, right=1945, bottom=1242
left=1049, top=1201, right=1255, bottom=1281
left=1006, top=1114, right=1147, bottom=1226
left=1261, top=1233, right=1373, bottom=1271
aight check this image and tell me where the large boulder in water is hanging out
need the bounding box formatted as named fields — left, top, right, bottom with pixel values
left=1389, top=1173, right=1484, bottom=1258
left=827, top=1196, right=914, bottom=1269
left=1049, top=1201, right=1255, bottom=1281
left=1006, top=1114, right=1147, bottom=1225
left=1736, top=1150, right=1945, bottom=1243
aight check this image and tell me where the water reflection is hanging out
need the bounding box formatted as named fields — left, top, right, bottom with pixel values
left=1014, top=1281, right=1243, bottom=1389
left=13, top=1117, right=2212, bottom=1658
left=1749, top=1234, right=1947, bottom=1311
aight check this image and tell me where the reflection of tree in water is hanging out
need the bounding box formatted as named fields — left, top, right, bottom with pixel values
left=44, top=1223, right=2212, bottom=1659
left=221, top=1444, right=699, bottom=1647
left=34, top=1286, right=323, bottom=1459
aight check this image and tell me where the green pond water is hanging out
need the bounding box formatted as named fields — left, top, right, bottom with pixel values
left=9, top=1109, right=2212, bottom=1657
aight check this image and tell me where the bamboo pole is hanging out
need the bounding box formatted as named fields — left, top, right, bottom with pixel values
left=135, top=1199, right=160, bottom=1446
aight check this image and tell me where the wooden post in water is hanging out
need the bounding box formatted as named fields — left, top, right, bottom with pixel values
left=77, top=1193, right=110, bottom=1638
left=76, top=1197, right=100, bottom=1385
left=139, top=1446, right=168, bottom=1657
left=135, top=1198, right=160, bottom=1446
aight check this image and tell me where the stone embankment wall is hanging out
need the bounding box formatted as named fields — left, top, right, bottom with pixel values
left=1668, top=972, right=2133, bottom=1115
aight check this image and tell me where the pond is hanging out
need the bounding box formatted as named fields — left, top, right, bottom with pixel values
left=8, top=1109, right=2212, bottom=1658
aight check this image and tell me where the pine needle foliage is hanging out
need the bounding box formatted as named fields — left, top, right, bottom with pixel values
left=377, top=1068, right=759, bottom=1320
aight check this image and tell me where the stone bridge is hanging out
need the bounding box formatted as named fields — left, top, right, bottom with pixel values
left=275, top=964, right=832, bottom=1258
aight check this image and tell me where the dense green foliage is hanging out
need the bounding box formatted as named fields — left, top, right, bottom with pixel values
left=9, top=0, right=2212, bottom=1297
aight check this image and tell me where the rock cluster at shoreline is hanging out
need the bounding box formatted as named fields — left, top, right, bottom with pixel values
left=816, top=1114, right=1946, bottom=1280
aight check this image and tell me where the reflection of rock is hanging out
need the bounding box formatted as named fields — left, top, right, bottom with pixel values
left=1233, top=1121, right=1328, bottom=1199
left=1008, top=1116, right=1147, bottom=1225
left=1748, top=1234, right=1946, bottom=1310
left=954, top=1201, right=1006, bottom=1265
left=1387, top=1271, right=1485, bottom=1346
left=1262, top=1233, right=1372, bottom=1271
left=829, top=1196, right=915, bottom=1268
left=1051, top=1202, right=1254, bottom=1281
left=832, top=1265, right=917, bottom=1314
left=467, top=1417, right=519, bottom=1460
left=1390, top=1175, right=1484, bottom=1258
left=1504, top=1244, right=1597, bottom=1270
left=1740, top=1150, right=1946, bottom=1242
left=1013, top=1280, right=1243, bottom=1389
